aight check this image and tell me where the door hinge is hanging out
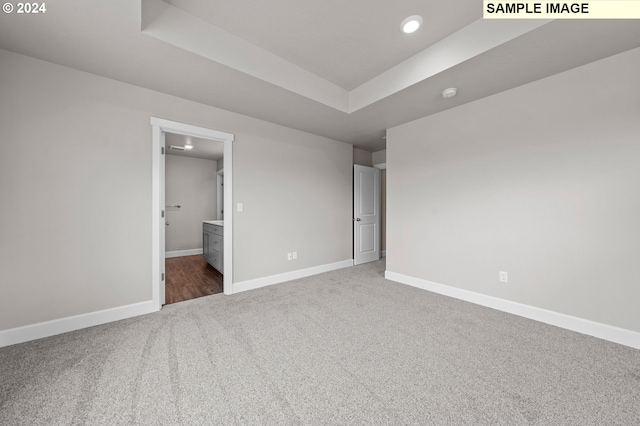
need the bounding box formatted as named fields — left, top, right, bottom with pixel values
left=161, top=147, right=165, bottom=155
left=161, top=210, right=165, bottom=218
left=161, top=273, right=165, bottom=281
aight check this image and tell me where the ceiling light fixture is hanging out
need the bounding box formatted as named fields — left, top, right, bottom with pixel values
left=401, top=15, right=423, bottom=34
left=442, top=87, right=457, bottom=99
left=169, top=145, right=194, bottom=151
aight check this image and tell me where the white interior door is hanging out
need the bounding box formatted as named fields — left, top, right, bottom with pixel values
left=354, top=165, right=380, bottom=265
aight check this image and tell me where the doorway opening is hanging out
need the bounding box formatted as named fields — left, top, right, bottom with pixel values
left=353, top=164, right=381, bottom=265
left=151, top=117, right=234, bottom=311
left=164, top=133, right=224, bottom=304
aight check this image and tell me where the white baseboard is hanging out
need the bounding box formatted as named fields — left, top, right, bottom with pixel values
left=233, top=259, right=353, bottom=294
left=0, top=301, right=158, bottom=348
left=385, top=271, right=640, bottom=350
left=165, top=248, right=203, bottom=258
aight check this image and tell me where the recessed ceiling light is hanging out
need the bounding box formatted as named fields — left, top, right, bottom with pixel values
left=401, top=15, right=423, bottom=34
left=184, top=144, right=194, bottom=150
left=442, top=87, right=457, bottom=99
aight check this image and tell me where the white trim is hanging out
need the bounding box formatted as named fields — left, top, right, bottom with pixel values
left=165, top=248, right=203, bottom=258
left=151, top=117, right=234, bottom=307
left=151, top=125, right=163, bottom=310
left=222, top=135, right=233, bottom=295
left=381, top=250, right=387, bottom=257
left=233, top=260, right=353, bottom=294
left=373, top=162, right=386, bottom=170
left=0, top=301, right=156, bottom=348
left=150, top=117, right=234, bottom=143
left=385, top=271, right=640, bottom=350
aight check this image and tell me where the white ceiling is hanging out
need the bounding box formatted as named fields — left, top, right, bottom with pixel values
left=164, top=0, right=481, bottom=90
left=1, top=1, right=639, bottom=152
left=165, top=133, right=224, bottom=161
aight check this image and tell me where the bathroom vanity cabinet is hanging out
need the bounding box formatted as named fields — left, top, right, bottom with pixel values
left=203, top=221, right=223, bottom=273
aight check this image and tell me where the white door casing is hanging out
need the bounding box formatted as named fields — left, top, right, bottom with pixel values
left=354, top=165, right=380, bottom=265
left=151, top=117, right=234, bottom=311
left=159, top=130, right=166, bottom=304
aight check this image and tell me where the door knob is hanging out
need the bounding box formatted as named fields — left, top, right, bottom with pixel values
left=166, top=222, right=169, bottom=226
left=355, top=218, right=361, bottom=221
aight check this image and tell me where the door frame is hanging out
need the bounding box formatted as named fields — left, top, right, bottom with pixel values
left=151, top=117, right=234, bottom=311
left=374, top=162, right=386, bottom=257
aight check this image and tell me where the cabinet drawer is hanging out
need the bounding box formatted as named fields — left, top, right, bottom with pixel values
left=214, top=254, right=223, bottom=273
left=203, top=223, right=223, bottom=236
left=210, top=251, right=223, bottom=273
left=210, top=233, right=223, bottom=253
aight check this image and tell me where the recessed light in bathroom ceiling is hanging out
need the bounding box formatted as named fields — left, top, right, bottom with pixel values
left=401, top=15, right=423, bottom=34
left=169, top=145, right=194, bottom=151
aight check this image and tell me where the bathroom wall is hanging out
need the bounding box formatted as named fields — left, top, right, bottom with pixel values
left=165, top=155, right=218, bottom=254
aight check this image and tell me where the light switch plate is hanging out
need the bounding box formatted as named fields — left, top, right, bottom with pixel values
left=237, top=203, right=243, bottom=212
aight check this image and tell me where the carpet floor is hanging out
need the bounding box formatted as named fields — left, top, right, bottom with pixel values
left=1, top=259, right=639, bottom=425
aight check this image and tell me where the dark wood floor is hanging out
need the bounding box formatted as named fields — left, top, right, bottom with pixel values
left=165, top=255, right=223, bottom=305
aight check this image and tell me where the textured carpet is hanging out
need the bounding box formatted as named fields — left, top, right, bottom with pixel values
left=1, top=260, right=639, bottom=425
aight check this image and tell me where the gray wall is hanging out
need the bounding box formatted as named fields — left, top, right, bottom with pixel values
left=165, top=155, right=217, bottom=252
left=353, top=147, right=373, bottom=166
left=387, top=47, right=640, bottom=333
left=372, top=149, right=386, bottom=166
left=234, top=134, right=352, bottom=281
left=0, top=49, right=352, bottom=331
